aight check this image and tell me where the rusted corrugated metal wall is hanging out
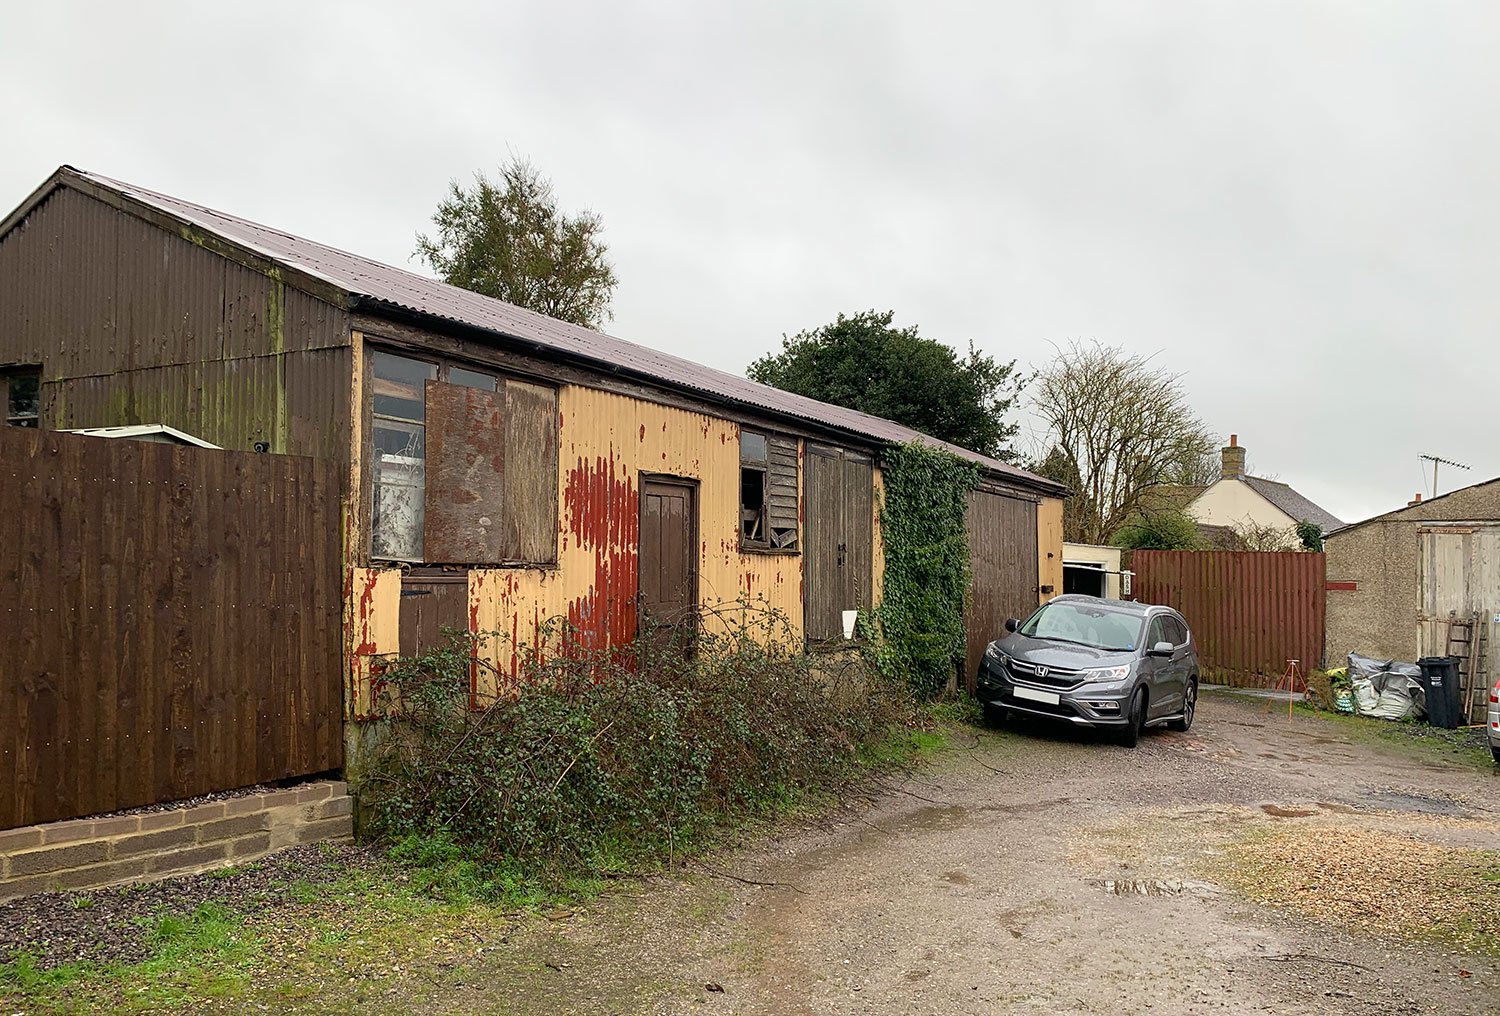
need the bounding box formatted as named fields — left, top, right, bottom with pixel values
left=0, top=427, right=343, bottom=830
left=0, top=186, right=351, bottom=461
left=1131, top=550, right=1326, bottom=687
left=964, top=490, right=1040, bottom=691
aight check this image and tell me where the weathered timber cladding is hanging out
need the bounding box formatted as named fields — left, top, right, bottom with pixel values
left=803, top=446, right=874, bottom=643
left=397, top=574, right=469, bottom=659
left=0, top=427, right=343, bottom=830
left=964, top=490, right=1040, bottom=691
left=1131, top=550, right=1326, bottom=687
left=0, top=187, right=351, bottom=459
left=505, top=380, right=560, bottom=565
left=424, top=380, right=508, bottom=563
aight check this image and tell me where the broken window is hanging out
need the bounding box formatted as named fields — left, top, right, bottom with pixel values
left=740, top=429, right=799, bottom=551
left=4, top=368, right=40, bottom=428
left=368, top=346, right=558, bottom=566
left=371, top=351, right=435, bottom=561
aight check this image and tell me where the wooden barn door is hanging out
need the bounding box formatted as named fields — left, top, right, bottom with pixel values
left=804, top=446, right=874, bottom=645
left=963, top=489, right=1039, bottom=690
left=639, top=477, right=699, bottom=652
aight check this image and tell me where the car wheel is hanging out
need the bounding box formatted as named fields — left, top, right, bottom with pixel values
left=982, top=702, right=1008, bottom=728
left=1116, top=690, right=1145, bottom=748
left=1168, top=680, right=1197, bottom=732
left=1492, top=743, right=1500, bottom=766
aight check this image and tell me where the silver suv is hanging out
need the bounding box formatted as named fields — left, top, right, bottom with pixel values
left=977, top=595, right=1198, bottom=748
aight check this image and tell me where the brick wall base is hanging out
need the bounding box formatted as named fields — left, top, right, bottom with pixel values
left=0, top=781, right=353, bottom=901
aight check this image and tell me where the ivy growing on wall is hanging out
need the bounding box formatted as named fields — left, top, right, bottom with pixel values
left=875, top=441, right=981, bottom=699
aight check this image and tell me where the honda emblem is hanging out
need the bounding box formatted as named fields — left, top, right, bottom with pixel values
left=1036, top=666, right=1049, bottom=678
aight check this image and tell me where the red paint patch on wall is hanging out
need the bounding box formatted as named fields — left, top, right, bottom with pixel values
left=563, top=449, right=640, bottom=652
left=1326, top=581, right=1357, bottom=591
left=639, top=424, right=646, bottom=442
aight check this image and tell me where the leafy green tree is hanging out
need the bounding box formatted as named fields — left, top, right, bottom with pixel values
left=416, top=158, right=618, bottom=328
left=747, top=311, right=1026, bottom=459
left=1296, top=521, right=1324, bottom=552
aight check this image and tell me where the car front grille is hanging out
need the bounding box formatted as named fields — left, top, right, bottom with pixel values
left=1006, top=658, right=1085, bottom=690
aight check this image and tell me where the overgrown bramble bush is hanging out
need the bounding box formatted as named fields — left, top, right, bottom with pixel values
left=362, top=602, right=906, bottom=875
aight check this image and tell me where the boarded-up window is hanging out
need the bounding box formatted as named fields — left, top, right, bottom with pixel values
left=740, top=429, right=799, bottom=550
left=3, top=368, right=40, bottom=428
left=368, top=347, right=558, bottom=566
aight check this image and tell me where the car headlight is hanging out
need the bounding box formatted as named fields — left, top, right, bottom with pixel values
left=1079, top=665, right=1131, bottom=685
left=985, top=643, right=1008, bottom=660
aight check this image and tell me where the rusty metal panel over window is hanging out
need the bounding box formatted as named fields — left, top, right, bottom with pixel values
left=424, top=380, right=508, bottom=563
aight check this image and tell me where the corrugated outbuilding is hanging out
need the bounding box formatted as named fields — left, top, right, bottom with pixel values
left=0, top=166, right=1066, bottom=712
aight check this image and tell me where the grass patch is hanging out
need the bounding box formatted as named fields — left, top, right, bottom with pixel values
left=1304, top=706, right=1494, bottom=770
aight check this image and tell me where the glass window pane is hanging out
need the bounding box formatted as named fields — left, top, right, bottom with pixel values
left=448, top=366, right=497, bottom=391
left=371, top=420, right=425, bottom=560
left=8, top=373, right=39, bottom=419
left=372, top=351, right=434, bottom=421
left=740, top=430, right=767, bottom=464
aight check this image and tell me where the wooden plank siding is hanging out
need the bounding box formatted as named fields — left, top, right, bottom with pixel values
left=963, top=490, right=1040, bottom=691
left=0, top=427, right=343, bottom=830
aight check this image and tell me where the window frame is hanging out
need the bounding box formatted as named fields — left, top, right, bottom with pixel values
left=364, top=343, right=557, bottom=568
left=738, top=427, right=799, bottom=555
left=3, top=366, right=41, bottom=429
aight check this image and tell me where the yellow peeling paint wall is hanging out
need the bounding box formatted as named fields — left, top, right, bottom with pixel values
left=345, top=567, right=401, bottom=717
left=1037, top=496, right=1064, bottom=603
left=464, top=386, right=806, bottom=699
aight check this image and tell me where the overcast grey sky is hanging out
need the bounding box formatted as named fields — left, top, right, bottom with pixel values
left=3, top=1, right=1495, bottom=522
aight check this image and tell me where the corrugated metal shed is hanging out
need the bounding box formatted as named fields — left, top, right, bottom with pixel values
left=0, top=167, right=1063, bottom=495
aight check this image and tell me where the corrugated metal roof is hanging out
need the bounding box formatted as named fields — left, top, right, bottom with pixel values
left=25, top=166, right=1062, bottom=494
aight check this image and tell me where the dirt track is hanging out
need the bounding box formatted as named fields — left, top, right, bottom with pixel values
left=452, top=690, right=1500, bottom=1016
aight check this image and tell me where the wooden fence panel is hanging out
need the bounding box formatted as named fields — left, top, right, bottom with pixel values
left=1130, top=550, right=1325, bottom=687
left=0, top=427, right=343, bottom=829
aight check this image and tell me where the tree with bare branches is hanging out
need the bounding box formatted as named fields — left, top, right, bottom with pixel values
left=1029, top=342, right=1217, bottom=545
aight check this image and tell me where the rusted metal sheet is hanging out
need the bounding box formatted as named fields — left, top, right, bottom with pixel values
left=424, top=379, right=508, bottom=562
left=27, top=168, right=1063, bottom=496
left=0, top=426, right=343, bottom=830
left=0, top=184, right=352, bottom=460
left=505, top=380, right=559, bottom=564
left=1130, top=550, right=1326, bottom=687
left=803, top=446, right=874, bottom=644
left=964, top=490, right=1039, bottom=691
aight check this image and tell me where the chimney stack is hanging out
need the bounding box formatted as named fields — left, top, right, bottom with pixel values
left=1221, top=433, right=1246, bottom=480
left=1409, top=493, right=1423, bottom=507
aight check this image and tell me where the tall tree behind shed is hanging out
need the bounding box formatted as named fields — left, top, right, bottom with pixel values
left=747, top=310, right=1026, bottom=459
left=416, top=158, right=618, bottom=328
left=1029, top=341, right=1216, bottom=544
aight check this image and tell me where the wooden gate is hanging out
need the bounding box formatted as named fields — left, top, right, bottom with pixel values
left=803, top=446, right=874, bottom=645
left=1130, top=550, right=1325, bottom=687
left=963, top=489, right=1039, bottom=690
left=0, top=427, right=343, bottom=830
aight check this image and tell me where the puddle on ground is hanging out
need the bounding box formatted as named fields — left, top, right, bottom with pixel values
left=1088, top=878, right=1220, bottom=898
left=942, top=870, right=974, bottom=886
left=1362, top=789, right=1467, bottom=816
left=1261, top=804, right=1319, bottom=818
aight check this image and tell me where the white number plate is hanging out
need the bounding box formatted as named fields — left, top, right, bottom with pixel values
left=1014, top=686, right=1061, bottom=706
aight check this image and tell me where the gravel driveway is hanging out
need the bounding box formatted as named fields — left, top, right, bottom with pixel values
left=6, top=690, right=1498, bottom=1015
left=474, top=689, right=1499, bottom=1016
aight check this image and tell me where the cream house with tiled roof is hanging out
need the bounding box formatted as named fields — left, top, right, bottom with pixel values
left=1186, top=435, right=1342, bottom=549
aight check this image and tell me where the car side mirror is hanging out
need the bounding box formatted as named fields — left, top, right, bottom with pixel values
left=1004, top=618, right=1020, bottom=633
left=1147, top=641, right=1174, bottom=657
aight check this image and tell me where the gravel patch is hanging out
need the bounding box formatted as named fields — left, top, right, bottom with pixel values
left=0, top=844, right=375, bottom=970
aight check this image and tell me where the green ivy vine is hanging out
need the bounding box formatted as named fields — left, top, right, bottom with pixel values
left=875, top=441, right=981, bottom=699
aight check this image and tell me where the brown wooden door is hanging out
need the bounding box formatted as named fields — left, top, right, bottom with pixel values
left=399, top=573, right=469, bottom=658
left=639, top=477, right=699, bottom=650
left=804, top=446, right=875, bottom=644
left=963, top=489, right=1039, bottom=690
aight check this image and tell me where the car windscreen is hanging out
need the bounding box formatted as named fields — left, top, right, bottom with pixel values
left=1020, top=602, right=1144, bottom=652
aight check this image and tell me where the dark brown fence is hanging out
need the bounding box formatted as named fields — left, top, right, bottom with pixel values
left=0, top=427, right=343, bottom=829
left=1130, top=550, right=1326, bottom=687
